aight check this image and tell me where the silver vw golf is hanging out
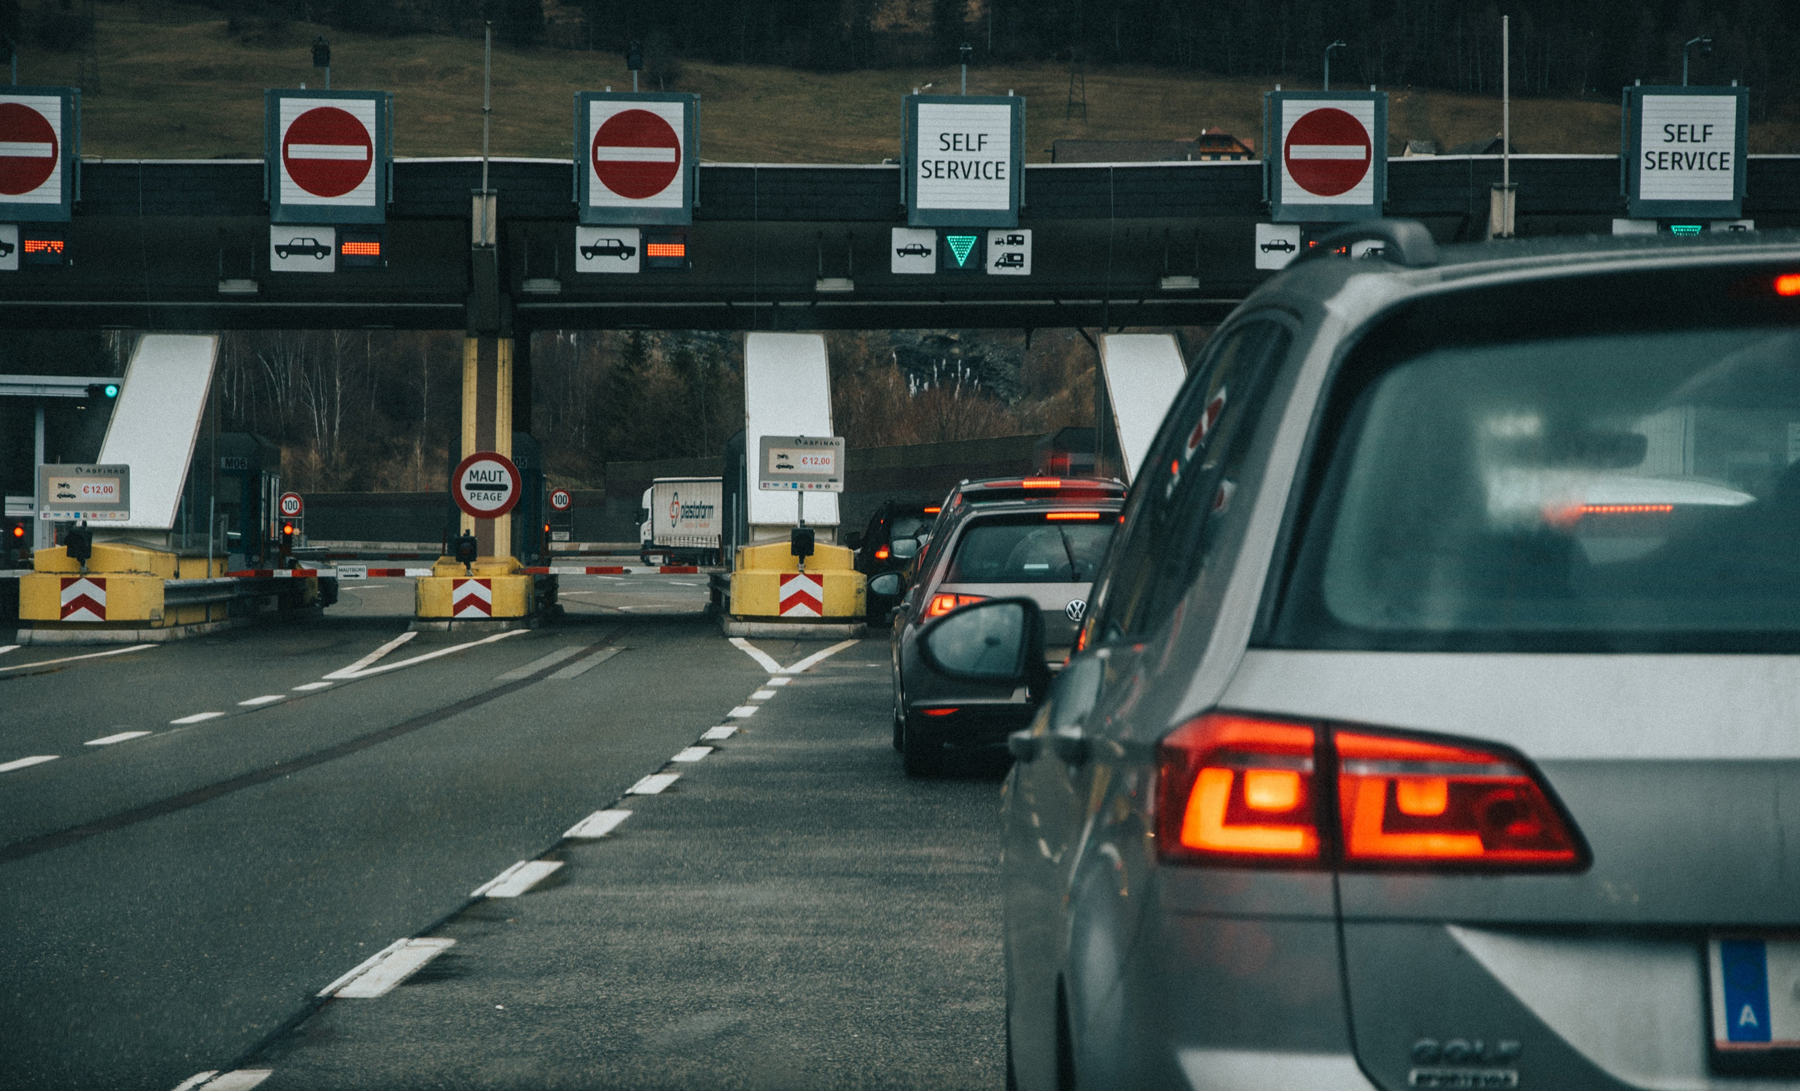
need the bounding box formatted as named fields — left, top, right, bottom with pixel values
left=916, top=223, right=1800, bottom=1090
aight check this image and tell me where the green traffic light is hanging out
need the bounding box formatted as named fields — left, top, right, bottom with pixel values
left=945, top=235, right=978, bottom=266
left=1669, top=224, right=1704, bottom=236
left=103, top=384, right=118, bottom=397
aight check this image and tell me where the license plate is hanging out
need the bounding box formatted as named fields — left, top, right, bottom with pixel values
left=1709, top=937, right=1800, bottom=1050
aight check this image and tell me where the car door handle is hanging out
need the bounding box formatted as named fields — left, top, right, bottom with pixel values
left=1050, top=728, right=1089, bottom=766
left=1007, top=730, right=1041, bottom=762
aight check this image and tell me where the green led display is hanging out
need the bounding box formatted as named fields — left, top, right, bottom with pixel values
left=945, top=235, right=978, bottom=266
left=1668, top=223, right=1704, bottom=236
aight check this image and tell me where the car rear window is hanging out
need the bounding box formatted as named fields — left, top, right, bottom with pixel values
left=946, top=515, right=1114, bottom=584
left=1272, top=312, right=1800, bottom=652
left=890, top=515, right=928, bottom=539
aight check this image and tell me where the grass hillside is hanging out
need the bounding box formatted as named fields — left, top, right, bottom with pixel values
left=11, top=2, right=1799, bottom=161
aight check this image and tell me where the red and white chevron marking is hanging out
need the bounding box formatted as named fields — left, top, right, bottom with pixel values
left=779, top=573, right=824, bottom=618
left=60, top=576, right=106, bottom=621
left=452, top=578, right=493, bottom=618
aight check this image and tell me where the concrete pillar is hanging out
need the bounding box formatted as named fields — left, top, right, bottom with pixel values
left=460, top=335, right=513, bottom=557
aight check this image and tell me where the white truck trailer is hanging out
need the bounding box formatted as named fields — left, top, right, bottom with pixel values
left=638, top=477, right=723, bottom=565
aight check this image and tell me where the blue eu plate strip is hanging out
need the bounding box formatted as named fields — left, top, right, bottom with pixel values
left=1721, top=939, right=1773, bottom=1043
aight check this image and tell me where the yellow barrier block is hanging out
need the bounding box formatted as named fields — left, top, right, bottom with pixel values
left=728, top=542, right=866, bottom=618
left=32, top=542, right=177, bottom=578
left=416, top=555, right=534, bottom=619
left=21, top=571, right=166, bottom=623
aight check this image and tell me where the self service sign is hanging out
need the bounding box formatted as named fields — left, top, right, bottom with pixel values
left=905, top=95, right=1025, bottom=229
left=1624, top=85, right=1748, bottom=219
left=575, top=92, right=698, bottom=227
left=0, top=87, right=79, bottom=222
left=1264, top=91, right=1388, bottom=224
left=265, top=90, right=392, bottom=224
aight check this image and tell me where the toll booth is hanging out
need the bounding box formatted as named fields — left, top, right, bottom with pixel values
left=190, top=432, right=282, bottom=568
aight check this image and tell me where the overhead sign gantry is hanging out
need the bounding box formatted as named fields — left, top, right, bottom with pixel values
left=573, top=91, right=698, bottom=274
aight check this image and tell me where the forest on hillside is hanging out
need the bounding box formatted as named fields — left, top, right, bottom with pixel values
left=7, top=0, right=1789, bottom=117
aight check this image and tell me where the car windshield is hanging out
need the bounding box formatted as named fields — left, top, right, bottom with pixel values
left=946, top=515, right=1113, bottom=584
left=1274, top=324, right=1800, bottom=651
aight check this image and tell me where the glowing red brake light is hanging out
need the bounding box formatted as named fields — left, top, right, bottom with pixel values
left=1777, top=274, right=1800, bottom=297
left=923, top=506, right=941, bottom=514
left=1336, top=731, right=1582, bottom=867
left=1156, top=713, right=1321, bottom=863
left=1045, top=512, right=1101, bottom=521
left=1022, top=478, right=1062, bottom=488
left=926, top=593, right=985, bottom=618
left=875, top=545, right=890, bottom=560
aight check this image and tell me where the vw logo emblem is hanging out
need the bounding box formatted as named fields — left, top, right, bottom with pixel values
left=1065, top=599, right=1087, bottom=623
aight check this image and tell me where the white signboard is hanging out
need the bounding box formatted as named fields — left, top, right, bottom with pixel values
left=1280, top=99, right=1377, bottom=207
left=270, top=226, right=336, bottom=273
left=1255, top=223, right=1301, bottom=269
left=0, top=224, right=16, bottom=272
left=891, top=228, right=936, bottom=274
left=576, top=225, right=640, bottom=273
left=758, top=435, right=845, bottom=492
left=1638, top=95, right=1738, bottom=203
left=914, top=103, right=1013, bottom=211
left=276, top=97, right=378, bottom=210
left=987, top=229, right=1031, bottom=275
left=0, top=95, right=65, bottom=207
left=586, top=99, right=686, bottom=212
left=38, top=464, right=131, bottom=522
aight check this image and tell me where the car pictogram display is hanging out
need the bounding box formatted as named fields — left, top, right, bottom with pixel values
left=275, top=237, right=332, bottom=260
left=895, top=242, right=932, bottom=257
left=580, top=237, right=638, bottom=260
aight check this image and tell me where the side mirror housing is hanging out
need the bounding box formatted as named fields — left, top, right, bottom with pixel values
left=869, top=572, right=903, bottom=597
left=918, top=597, right=1048, bottom=693
left=889, top=536, right=920, bottom=560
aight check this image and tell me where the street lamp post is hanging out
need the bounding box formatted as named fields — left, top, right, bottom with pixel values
left=1324, top=40, right=1346, bottom=91
left=1683, top=36, right=1712, bottom=86
left=961, top=42, right=973, bottom=94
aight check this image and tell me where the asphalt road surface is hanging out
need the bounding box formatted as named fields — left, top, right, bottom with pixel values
left=0, top=576, right=1005, bottom=1091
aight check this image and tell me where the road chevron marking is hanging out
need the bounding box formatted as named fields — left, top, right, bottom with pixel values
left=323, top=631, right=416, bottom=679
left=728, top=637, right=783, bottom=674
left=326, top=629, right=527, bottom=681
left=780, top=639, right=860, bottom=675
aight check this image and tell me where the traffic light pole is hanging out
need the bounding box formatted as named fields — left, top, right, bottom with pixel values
left=32, top=398, right=45, bottom=552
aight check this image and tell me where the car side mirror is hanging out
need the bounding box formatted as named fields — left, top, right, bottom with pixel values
left=889, top=536, right=920, bottom=560
left=844, top=531, right=864, bottom=550
left=918, top=597, right=1048, bottom=692
left=869, top=572, right=903, bottom=597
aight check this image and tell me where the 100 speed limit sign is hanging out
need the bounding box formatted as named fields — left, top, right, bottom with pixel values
left=453, top=451, right=522, bottom=519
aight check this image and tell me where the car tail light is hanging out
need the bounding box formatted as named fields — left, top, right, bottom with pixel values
left=1336, top=731, right=1582, bottom=867
left=1156, top=713, right=1321, bottom=864
left=1023, top=478, right=1062, bottom=488
left=1045, top=512, right=1101, bottom=521
left=1776, top=273, right=1800, bottom=297
left=924, top=506, right=941, bottom=514
left=921, top=708, right=958, bottom=717
left=875, top=545, right=890, bottom=560
left=926, top=593, right=986, bottom=617
left=1155, top=715, right=1586, bottom=871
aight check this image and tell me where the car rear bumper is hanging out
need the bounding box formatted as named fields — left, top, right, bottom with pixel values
left=906, top=704, right=1033, bottom=751
left=1176, top=1050, right=1378, bottom=1091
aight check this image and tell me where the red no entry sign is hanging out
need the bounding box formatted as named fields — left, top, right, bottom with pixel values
left=0, top=100, right=59, bottom=198
left=1283, top=107, right=1373, bottom=198
left=592, top=109, right=681, bottom=201
left=282, top=106, right=374, bottom=198
left=454, top=452, right=522, bottom=519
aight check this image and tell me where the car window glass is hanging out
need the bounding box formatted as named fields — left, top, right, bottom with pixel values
left=945, top=516, right=1115, bottom=584
left=1086, top=320, right=1290, bottom=644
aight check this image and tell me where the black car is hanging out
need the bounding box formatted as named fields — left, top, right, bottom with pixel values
left=0, top=238, right=13, bottom=258
left=850, top=500, right=935, bottom=623
left=275, top=237, right=332, bottom=260
left=581, top=238, right=637, bottom=260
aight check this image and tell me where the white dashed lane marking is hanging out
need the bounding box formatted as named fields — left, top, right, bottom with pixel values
left=671, top=746, right=713, bottom=763
left=0, top=643, right=156, bottom=674
left=701, top=725, right=737, bottom=741
left=172, top=1070, right=272, bottom=1091
left=627, top=773, right=680, bottom=795
left=750, top=689, right=776, bottom=700
left=291, top=681, right=333, bottom=692
left=0, top=755, right=57, bottom=773
left=170, top=712, right=224, bottom=725
left=728, top=705, right=758, bottom=718
left=238, top=695, right=285, bottom=707
left=85, top=731, right=151, bottom=746
left=765, top=676, right=791, bottom=687
left=472, top=860, right=564, bottom=898
left=319, top=938, right=456, bottom=999
left=564, top=809, right=632, bottom=839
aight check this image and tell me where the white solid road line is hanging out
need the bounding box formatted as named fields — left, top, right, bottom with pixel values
left=321, top=630, right=418, bottom=680
left=472, top=859, right=565, bottom=898
left=292, top=681, right=333, bottom=691
left=85, top=731, right=151, bottom=746
left=727, top=705, right=759, bottom=718
left=700, top=725, right=737, bottom=741
left=170, top=712, right=225, bottom=725
left=0, top=644, right=17, bottom=657
left=781, top=639, right=860, bottom=675
left=564, top=809, right=632, bottom=839
left=332, top=629, right=529, bottom=680
left=494, top=646, right=585, bottom=681
left=237, top=695, right=285, bottom=707
left=0, top=755, right=58, bottom=773
left=671, top=745, right=713, bottom=763
left=627, top=772, right=680, bottom=795
left=0, top=643, right=156, bottom=674
left=750, top=689, right=776, bottom=700
left=171, top=1071, right=273, bottom=1091
left=728, top=637, right=784, bottom=674
left=549, top=646, right=621, bottom=679
left=320, top=937, right=456, bottom=999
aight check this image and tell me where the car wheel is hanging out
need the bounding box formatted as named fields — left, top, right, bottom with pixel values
left=901, top=714, right=941, bottom=777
